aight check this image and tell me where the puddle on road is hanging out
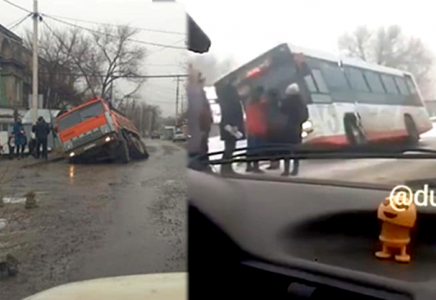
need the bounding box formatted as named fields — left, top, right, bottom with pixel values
left=2, top=197, right=26, bottom=204
left=0, top=219, right=7, bottom=231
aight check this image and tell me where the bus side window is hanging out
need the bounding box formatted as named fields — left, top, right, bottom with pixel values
left=364, top=71, right=385, bottom=94
left=311, top=69, right=329, bottom=94
left=304, top=75, right=317, bottom=93
left=394, top=77, right=409, bottom=95
left=404, top=75, right=423, bottom=106
left=320, top=61, right=349, bottom=91
left=380, top=75, right=400, bottom=95
left=405, top=76, right=417, bottom=94
left=345, top=67, right=370, bottom=92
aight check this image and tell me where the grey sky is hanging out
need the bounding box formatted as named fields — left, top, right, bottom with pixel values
left=182, top=0, right=436, bottom=83
left=0, top=0, right=187, bottom=116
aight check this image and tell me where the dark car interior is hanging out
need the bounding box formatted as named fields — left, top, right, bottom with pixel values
left=188, top=168, right=436, bottom=300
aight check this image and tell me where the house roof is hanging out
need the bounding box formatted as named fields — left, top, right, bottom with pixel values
left=0, top=23, right=23, bottom=44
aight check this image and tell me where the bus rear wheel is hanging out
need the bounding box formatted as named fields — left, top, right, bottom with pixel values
left=345, top=119, right=367, bottom=146
left=405, top=115, right=419, bottom=145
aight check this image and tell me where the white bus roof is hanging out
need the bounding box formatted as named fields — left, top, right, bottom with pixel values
left=286, top=43, right=409, bottom=77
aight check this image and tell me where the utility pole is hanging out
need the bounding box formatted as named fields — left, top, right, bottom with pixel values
left=139, top=105, right=143, bottom=137
left=175, top=76, right=180, bottom=127
left=148, top=109, right=153, bottom=136
left=180, top=94, right=184, bottom=117
left=31, top=0, right=39, bottom=125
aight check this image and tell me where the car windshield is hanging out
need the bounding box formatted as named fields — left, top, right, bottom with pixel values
left=58, top=101, right=105, bottom=131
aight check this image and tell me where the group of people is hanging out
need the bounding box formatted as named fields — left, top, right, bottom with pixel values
left=220, top=81, right=308, bottom=176
left=7, top=117, right=52, bottom=160
left=187, top=65, right=309, bottom=176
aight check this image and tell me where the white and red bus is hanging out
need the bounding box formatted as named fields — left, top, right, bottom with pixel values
left=214, top=43, right=432, bottom=146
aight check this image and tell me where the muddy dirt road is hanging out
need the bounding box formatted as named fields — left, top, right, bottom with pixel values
left=0, top=139, right=186, bottom=300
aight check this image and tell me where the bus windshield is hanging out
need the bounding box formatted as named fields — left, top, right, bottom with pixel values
left=58, top=101, right=105, bottom=131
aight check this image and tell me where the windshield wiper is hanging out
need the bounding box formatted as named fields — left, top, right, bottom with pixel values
left=205, top=145, right=436, bottom=166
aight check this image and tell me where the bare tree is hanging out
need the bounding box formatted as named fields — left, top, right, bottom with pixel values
left=338, top=26, right=371, bottom=61
left=189, top=53, right=237, bottom=85
left=78, top=25, right=147, bottom=101
left=25, top=28, right=84, bottom=109
left=338, top=25, right=435, bottom=98
left=26, top=24, right=147, bottom=109
left=117, top=98, right=162, bottom=136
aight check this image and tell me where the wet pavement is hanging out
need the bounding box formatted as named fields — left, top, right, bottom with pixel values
left=0, top=139, right=186, bottom=300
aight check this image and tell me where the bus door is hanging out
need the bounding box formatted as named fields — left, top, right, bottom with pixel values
left=345, top=67, right=380, bottom=138
left=297, top=57, right=342, bottom=139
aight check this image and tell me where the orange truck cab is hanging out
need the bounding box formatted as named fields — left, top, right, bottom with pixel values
left=55, top=97, right=148, bottom=163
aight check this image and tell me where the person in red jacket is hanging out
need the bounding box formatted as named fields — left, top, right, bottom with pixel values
left=245, top=86, right=268, bottom=173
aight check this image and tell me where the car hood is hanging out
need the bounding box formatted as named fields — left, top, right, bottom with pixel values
left=22, top=273, right=186, bottom=300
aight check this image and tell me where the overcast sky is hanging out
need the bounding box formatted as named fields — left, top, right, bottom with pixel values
left=3, top=0, right=436, bottom=114
left=0, top=0, right=187, bottom=117
left=182, top=0, right=436, bottom=82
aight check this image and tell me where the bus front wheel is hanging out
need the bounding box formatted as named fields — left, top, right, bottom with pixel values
left=405, top=115, right=419, bottom=145
left=345, top=119, right=367, bottom=146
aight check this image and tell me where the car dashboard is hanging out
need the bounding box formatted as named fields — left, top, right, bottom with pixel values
left=188, top=169, right=436, bottom=300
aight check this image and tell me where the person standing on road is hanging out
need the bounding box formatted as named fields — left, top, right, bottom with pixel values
left=279, top=83, right=308, bottom=176
left=187, top=66, right=212, bottom=172
left=218, top=77, right=245, bottom=175
left=198, top=74, right=213, bottom=168
left=245, top=86, right=268, bottom=173
left=266, top=88, right=284, bottom=170
left=12, top=119, right=26, bottom=159
left=32, top=116, right=51, bottom=160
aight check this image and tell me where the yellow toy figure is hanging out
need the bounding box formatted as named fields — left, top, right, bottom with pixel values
left=375, top=195, right=417, bottom=263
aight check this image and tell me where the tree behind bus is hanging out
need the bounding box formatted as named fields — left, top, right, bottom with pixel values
left=338, top=25, right=435, bottom=99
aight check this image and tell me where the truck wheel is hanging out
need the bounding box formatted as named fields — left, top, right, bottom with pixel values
left=129, top=135, right=149, bottom=160
left=117, top=136, right=130, bottom=164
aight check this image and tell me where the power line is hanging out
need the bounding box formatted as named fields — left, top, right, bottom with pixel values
left=6, top=13, right=31, bottom=27
left=41, top=13, right=185, bottom=35
left=8, top=13, right=32, bottom=31
left=147, top=37, right=186, bottom=57
left=1, top=0, right=32, bottom=13
left=43, top=15, right=186, bottom=50
left=37, top=72, right=188, bottom=79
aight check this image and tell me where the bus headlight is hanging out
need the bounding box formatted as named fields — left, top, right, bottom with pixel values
left=302, top=120, right=313, bottom=131
left=301, top=131, right=308, bottom=138
left=101, top=124, right=111, bottom=134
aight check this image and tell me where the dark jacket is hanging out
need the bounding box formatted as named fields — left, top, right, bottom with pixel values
left=199, top=90, right=213, bottom=133
left=12, top=123, right=26, bottom=146
left=279, top=94, right=309, bottom=144
left=267, top=96, right=285, bottom=143
left=218, top=85, right=245, bottom=141
left=32, top=120, right=51, bottom=140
